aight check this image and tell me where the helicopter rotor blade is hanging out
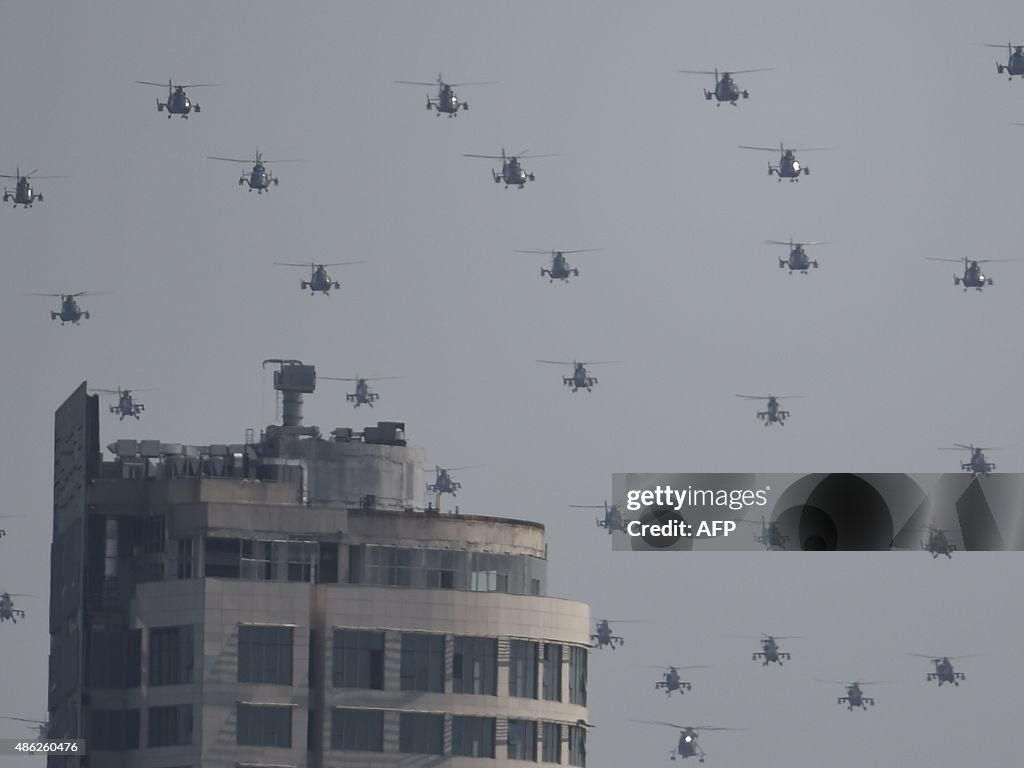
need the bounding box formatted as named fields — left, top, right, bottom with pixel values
left=517, top=153, right=559, bottom=159
left=24, top=293, right=64, bottom=297
left=582, top=360, right=622, bottom=366
left=515, top=249, right=603, bottom=255
left=440, top=464, right=486, bottom=472
left=726, top=68, right=775, bottom=74
left=737, top=145, right=781, bottom=152
left=447, top=80, right=499, bottom=87
left=630, top=720, right=690, bottom=730
left=974, top=258, right=1021, bottom=263
left=764, top=240, right=830, bottom=247
left=650, top=665, right=712, bottom=670
left=924, top=258, right=966, bottom=263
left=677, top=70, right=718, bottom=75
left=463, top=154, right=504, bottom=160
left=537, top=360, right=574, bottom=365
left=178, top=83, right=223, bottom=89
left=394, top=80, right=440, bottom=86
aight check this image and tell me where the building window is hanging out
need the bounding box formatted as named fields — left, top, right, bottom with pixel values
left=88, top=629, right=141, bottom=688
left=569, top=646, right=588, bottom=706
left=471, top=569, right=497, bottom=592
left=347, top=545, right=364, bottom=584
left=507, top=719, right=537, bottom=761
left=387, top=548, right=413, bottom=586
left=177, top=538, right=195, bottom=579
left=509, top=640, right=538, bottom=699
left=330, top=709, right=383, bottom=752
left=569, top=724, right=587, bottom=766
left=148, top=704, right=193, bottom=747
left=332, top=630, right=384, bottom=689
left=149, top=626, right=194, bottom=686
left=542, top=643, right=561, bottom=701
left=236, top=704, right=291, bottom=748
left=452, top=716, right=495, bottom=758
left=205, top=537, right=240, bottom=578
left=542, top=722, right=561, bottom=763
left=400, top=634, right=444, bottom=692
left=90, top=709, right=139, bottom=751
left=238, top=625, right=293, bottom=686
left=425, top=550, right=455, bottom=588
left=399, top=713, right=443, bottom=755
left=453, top=637, right=497, bottom=695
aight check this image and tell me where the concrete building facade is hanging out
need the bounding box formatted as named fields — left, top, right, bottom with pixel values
left=47, top=363, right=591, bottom=768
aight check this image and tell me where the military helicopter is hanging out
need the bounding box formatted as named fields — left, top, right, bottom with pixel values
left=940, top=443, right=1004, bottom=475
left=426, top=465, right=483, bottom=497
left=734, top=394, right=802, bottom=427
left=752, top=634, right=798, bottom=665
left=537, top=360, right=620, bottom=392
left=908, top=653, right=984, bottom=686
left=591, top=619, right=643, bottom=650
left=320, top=375, right=400, bottom=407
left=738, top=143, right=831, bottom=181
left=1, top=168, right=67, bottom=208
left=764, top=239, right=829, bottom=274
left=677, top=67, right=773, bottom=105
left=516, top=249, right=603, bottom=282
left=93, top=388, right=151, bottom=420
left=463, top=148, right=556, bottom=188
left=25, top=291, right=108, bottom=325
left=817, top=680, right=881, bottom=710
left=925, top=256, right=1017, bottom=291
left=742, top=516, right=790, bottom=550
left=207, top=150, right=307, bottom=192
left=570, top=501, right=627, bottom=534
left=653, top=665, right=710, bottom=696
left=920, top=525, right=957, bottom=558
left=135, top=80, right=219, bottom=117
left=984, top=43, right=1024, bottom=79
left=0, top=716, right=47, bottom=740
left=630, top=721, right=743, bottom=762
left=274, top=262, right=364, bottom=295
left=0, top=592, right=28, bottom=623
left=394, top=73, right=496, bottom=116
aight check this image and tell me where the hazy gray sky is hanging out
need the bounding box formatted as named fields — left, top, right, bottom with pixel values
left=1, top=1, right=1022, bottom=764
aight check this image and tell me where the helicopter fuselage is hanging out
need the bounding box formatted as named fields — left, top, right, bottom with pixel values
left=160, top=89, right=198, bottom=117
left=565, top=367, right=597, bottom=392
left=709, top=76, right=747, bottom=104
left=928, top=659, right=964, bottom=686
left=543, top=255, right=579, bottom=281
left=242, top=163, right=277, bottom=192
left=770, top=153, right=806, bottom=181
left=4, top=178, right=41, bottom=207
left=302, top=268, right=341, bottom=295
left=431, top=87, right=463, bottom=115
left=782, top=248, right=817, bottom=274
left=955, top=262, right=991, bottom=290
left=997, top=51, right=1024, bottom=78
left=495, top=159, right=533, bottom=188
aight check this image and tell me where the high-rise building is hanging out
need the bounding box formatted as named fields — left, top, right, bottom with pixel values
left=48, top=362, right=591, bottom=768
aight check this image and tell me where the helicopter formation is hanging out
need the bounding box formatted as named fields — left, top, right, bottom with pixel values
left=594, top=617, right=987, bottom=761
